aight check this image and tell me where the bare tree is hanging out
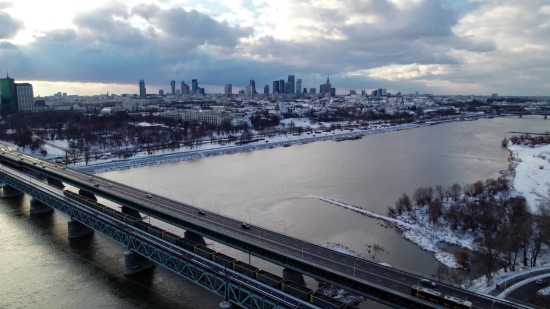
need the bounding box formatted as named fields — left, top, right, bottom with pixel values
left=395, top=193, right=412, bottom=212
left=449, top=183, right=462, bottom=201
left=474, top=233, right=501, bottom=283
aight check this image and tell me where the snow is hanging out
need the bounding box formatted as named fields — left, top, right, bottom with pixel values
left=320, top=198, right=468, bottom=268
left=378, top=262, right=394, bottom=268
left=73, top=122, right=426, bottom=173
left=322, top=243, right=358, bottom=256
left=537, top=286, right=550, bottom=296
left=507, top=143, right=550, bottom=213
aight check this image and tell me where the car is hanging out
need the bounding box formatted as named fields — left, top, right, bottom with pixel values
left=108, top=183, right=113, bottom=187
left=33, top=162, right=37, bottom=165
left=241, top=223, right=251, bottom=229
left=89, top=176, right=93, bottom=180
left=420, top=279, right=437, bottom=288
left=94, top=184, right=99, bottom=187
left=536, top=279, right=546, bottom=285
left=198, top=210, right=206, bottom=215
left=146, top=194, right=153, bottom=198
left=42, top=166, right=46, bottom=169
left=61, top=167, right=66, bottom=170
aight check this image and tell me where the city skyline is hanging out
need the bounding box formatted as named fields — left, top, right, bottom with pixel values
left=0, top=1, right=548, bottom=96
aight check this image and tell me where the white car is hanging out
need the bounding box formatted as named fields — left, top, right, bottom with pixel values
left=108, top=183, right=113, bottom=187
left=146, top=194, right=153, bottom=198
left=420, top=279, right=437, bottom=288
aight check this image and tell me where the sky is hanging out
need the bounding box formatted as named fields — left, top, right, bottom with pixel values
left=0, top=0, right=549, bottom=96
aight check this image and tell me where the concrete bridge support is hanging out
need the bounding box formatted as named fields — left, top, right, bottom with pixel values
left=184, top=231, right=207, bottom=246
left=1, top=185, right=24, bottom=198
left=46, top=177, right=65, bottom=189
left=283, top=268, right=306, bottom=286
left=519, top=114, right=522, bottom=118
left=124, top=251, right=155, bottom=275
left=29, top=198, right=53, bottom=215
left=121, top=206, right=141, bottom=219
left=545, top=115, right=547, bottom=119
left=67, top=219, right=94, bottom=238
left=78, top=189, right=97, bottom=201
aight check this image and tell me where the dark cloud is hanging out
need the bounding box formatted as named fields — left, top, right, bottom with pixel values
left=0, top=41, right=16, bottom=49
left=0, top=11, right=23, bottom=39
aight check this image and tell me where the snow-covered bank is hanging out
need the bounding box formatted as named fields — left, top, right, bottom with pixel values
left=73, top=122, right=426, bottom=173
left=507, top=143, right=550, bottom=213
left=320, top=198, right=466, bottom=268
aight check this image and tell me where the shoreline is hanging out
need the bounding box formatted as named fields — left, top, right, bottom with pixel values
left=72, top=117, right=484, bottom=174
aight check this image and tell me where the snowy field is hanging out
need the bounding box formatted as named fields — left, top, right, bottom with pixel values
left=508, top=143, right=550, bottom=213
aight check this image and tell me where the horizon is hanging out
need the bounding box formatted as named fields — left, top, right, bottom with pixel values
left=1, top=1, right=549, bottom=96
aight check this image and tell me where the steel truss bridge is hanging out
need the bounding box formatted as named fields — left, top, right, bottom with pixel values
left=0, top=149, right=532, bottom=309
left=0, top=165, right=318, bottom=309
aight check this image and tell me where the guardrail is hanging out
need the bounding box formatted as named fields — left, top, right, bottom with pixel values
left=497, top=273, right=550, bottom=299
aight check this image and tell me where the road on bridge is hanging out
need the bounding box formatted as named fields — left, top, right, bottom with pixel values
left=0, top=148, right=530, bottom=309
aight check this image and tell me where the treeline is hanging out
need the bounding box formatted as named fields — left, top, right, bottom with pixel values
left=389, top=179, right=550, bottom=282
left=503, top=134, right=550, bottom=146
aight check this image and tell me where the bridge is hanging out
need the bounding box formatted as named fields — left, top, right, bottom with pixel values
left=502, top=111, right=550, bottom=119
left=0, top=148, right=534, bottom=309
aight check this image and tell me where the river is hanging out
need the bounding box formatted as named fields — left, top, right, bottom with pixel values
left=1, top=116, right=547, bottom=309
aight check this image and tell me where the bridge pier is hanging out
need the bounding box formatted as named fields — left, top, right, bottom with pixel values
left=121, top=206, right=141, bottom=219
left=124, top=251, right=155, bottom=275
left=519, top=114, right=522, bottom=118
left=67, top=219, right=94, bottom=238
left=46, top=177, right=65, bottom=189
left=78, top=189, right=97, bottom=201
left=184, top=231, right=207, bottom=246
left=283, top=268, right=306, bottom=286
left=545, top=115, right=547, bottom=120
left=1, top=185, right=24, bottom=198
left=29, top=198, right=53, bottom=215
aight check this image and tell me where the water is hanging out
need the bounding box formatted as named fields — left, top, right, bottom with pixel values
left=0, top=116, right=547, bottom=308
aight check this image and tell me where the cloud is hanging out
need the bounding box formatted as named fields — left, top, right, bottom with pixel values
left=0, top=0, right=548, bottom=95
left=0, top=1, right=12, bottom=10
left=0, top=11, right=23, bottom=39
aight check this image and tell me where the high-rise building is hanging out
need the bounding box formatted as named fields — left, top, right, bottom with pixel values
left=361, top=90, right=366, bottom=96
left=249, top=80, right=256, bottom=94
left=285, top=82, right=292, bottom=94
left=372, top=90, right=378, bottom=96
left=279, top=79, right=285, bottom=93
left=319, top=76, right=331, bottom=96
left=170, top=80, right=176, bottom=95
left=272, top=81, right=280, bottom=94
left=310, top=88, right=316, bottom=94
left=192, top=79, right=198, bottom=94
left=199, top=88, right=205, bottom=95
left=181, top=81, right=190, bottom=94
left=159, top=90, right=164, bottom=96
left=16, top=83, right=34, bottom=113
left=415, top=91, right=419, bottom=97
left=245, top=85, right=254, bottom=97
left=287, top=75, right=295, bottom=94
left=264, top=85, right=269, bottom=95
left=139, top=79, right=146, bottom=98
left=350, top=90, right=356, bottom=95
left=296, top=78, right=302, bottom=95
left=382, top=88, right=387, bottom=96
left=303, top=88, right=307, bottom=93
left=0, top=73, right=17, bottom=113
left=330, top=88, right=336, bottom=97
left=176, top=89, right=181, bottom=95
left=225, top=84, right=232, bottom=96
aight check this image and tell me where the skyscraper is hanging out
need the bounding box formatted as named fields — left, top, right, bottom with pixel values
left=285, top=82, right=292, bottom=94
left=170, top=80, right=176, bottom=95
left=279, top=79, right=285, bottom=93
left=295, top=78, right=302, bottom=95
left=181, top=81, right=190, bottom=94
left=225, top=84, right=232, bottom=96
left=319, top=76, right=331, bottom=96
left=250, top=80, right=256, bottom=94
left=382, top=88, right=387, bottom=96
left=159, top=90, right=164, bottom=96
left=192, top=79, right=198, bottom=94
left=310, top=88, right=316, bottom=94
left=16, top=83, right=33, bottom=113
left=361, top=90, right=366, bottom=96
left=287, top=75, right=295, bottom=95
left=264, top=85, right=269, bottom=95
left=199, top=88, right=205, bottom=95
left=272, top=80, right=280, bottom=94
left=139, top=79, right=146, bottom=98
left=0, top=73, right=17, bottom=113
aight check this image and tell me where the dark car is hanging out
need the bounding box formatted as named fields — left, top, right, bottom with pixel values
left=241, top=223, right=251, bottom=229
left=420, top=279, right=437, bottom=288
left=198, top=210, right=206, bottom=215
left=94, top=184, right=99, bottom=187
left=536, top=279, right=546, bottom=285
